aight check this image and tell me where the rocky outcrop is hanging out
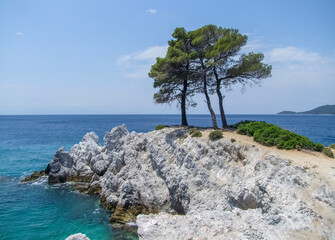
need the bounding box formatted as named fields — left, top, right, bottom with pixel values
left=41, top=125, right=335, bottom=239
left=21, top=170, right=46, bottom=182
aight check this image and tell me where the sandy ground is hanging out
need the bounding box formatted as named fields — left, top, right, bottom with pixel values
left=198, top=129, right=335, bottom=180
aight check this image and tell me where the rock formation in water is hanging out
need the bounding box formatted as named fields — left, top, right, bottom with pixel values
left=27, top=124, right=335, bottom=239
left=65, top=233, right=90, bottom=240
left=21, top=170, right=46, bottom=182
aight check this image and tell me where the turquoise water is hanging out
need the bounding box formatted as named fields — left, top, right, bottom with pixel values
left=0, top=114, right=334, bottom=239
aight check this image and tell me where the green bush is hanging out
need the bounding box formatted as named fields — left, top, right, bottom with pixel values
left=236, top=121, right=318, bottom=151
left=237, top=121, right=268, bottom=137
left=191, top=130, right=202, bottom=138
left=155, top=125, right=167, bottom=130
left=231, top=138, right=236, bottom=143
left=296, top=145, right=302, bottom=151
left=189, top=128, right=198, bottom=135
left=314, top=143, right=325, bottom=152
left=322, top=148, right=334, bottom=158
left=229, top=120, right=258, bottom=129
left=329, top=144, right=335, bottom=149
left=209, top=130, right=223, bottom=141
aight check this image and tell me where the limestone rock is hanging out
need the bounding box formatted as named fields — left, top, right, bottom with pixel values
left=42, top=125, right=335, bottom=239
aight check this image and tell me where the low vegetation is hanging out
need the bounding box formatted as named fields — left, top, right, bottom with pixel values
left=322, top=148, right=334, bottom=158
left=189, top=128, right=202, bottom=138
left=155, top=125, right=167, bottom=130
left=209, top=130, right=223, bottom=141
left=314, top=143, right=325, bottom=152
left=329, top=144, right=335, bottom=149
left=235, top=121, right=324, bottom=151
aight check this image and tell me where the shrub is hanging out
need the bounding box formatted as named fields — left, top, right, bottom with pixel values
left=189, top=128, right=198, bottom=135
left=155, top=125, right=167, bottom=130
left=229, top=120, right=258, bottom=129
left=237, top=121, right=317, bottom=151
left=191, top=130, right=202, bottom=138
left=296, top=145, right=302, bottom=151
left=322, top=148, right=334, bottom=158
left=314, top=143, right=325, bottom=152
left=237, top=121, right=268, bottom=137
left=329, top=144, right=335, bottom=149
left=209, top=130, right=223, bottom=141
left=231, top=138, right=236, bottom=143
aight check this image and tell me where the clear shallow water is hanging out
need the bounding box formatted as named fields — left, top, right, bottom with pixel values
left=0, top=114, right=334, bottom=239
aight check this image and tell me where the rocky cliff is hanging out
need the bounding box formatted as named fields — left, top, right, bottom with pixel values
left=35, top=125, right=335, bottom=239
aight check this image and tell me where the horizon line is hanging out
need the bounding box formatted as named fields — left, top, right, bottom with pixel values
left=0, top=113, right=280, bottom=116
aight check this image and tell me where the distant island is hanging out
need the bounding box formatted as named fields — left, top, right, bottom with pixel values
left=278, top=104, right=335, bottom=115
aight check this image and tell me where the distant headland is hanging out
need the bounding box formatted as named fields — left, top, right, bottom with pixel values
left=278, top=104, right=335, bottom=115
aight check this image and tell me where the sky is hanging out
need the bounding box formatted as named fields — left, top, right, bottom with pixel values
left=0, top=0, right=334, bottom=114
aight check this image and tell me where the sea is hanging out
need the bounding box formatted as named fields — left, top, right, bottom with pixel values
left=0, top=114, right=334, bottom=240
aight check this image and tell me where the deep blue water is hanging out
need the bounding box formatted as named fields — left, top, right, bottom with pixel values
left=0, top=114, right=334, bottom=239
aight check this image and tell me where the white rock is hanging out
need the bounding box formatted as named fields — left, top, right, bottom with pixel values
left=65, top=233, right=90, bottom=240
left=46, top=125, right=335, bottom=239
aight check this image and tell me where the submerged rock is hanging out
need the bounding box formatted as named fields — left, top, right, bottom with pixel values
left=39, top=125, right=335, bottom=239
left=65, top=233, right=90, bottom=240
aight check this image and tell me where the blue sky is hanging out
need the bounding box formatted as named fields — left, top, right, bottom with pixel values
left=0, top=0, right=334, bottom=114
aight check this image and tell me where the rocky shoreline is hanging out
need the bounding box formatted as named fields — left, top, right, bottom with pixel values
left=23, top=124, right=335, bottom=239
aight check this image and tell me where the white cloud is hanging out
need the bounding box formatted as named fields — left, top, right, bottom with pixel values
left=16, top=32, right=23, bottom=35
left=116, top=45, right=167, bottom=65
left=116, top=54, right=131, bottom=66
left=250, top=46, right=335, bottom=112
left=133, top=45, right=167, bottom=60
left=266, top=46, right=322, bottom=63
left=116, top=45, right=168, bottom=79
left=145, top=9, right=157, bottom=14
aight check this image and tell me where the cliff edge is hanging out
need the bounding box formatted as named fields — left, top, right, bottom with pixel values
left=29, top=125, right=335, bottom=239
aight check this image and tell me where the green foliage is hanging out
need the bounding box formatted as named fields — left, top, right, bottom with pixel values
left=237, top=121, right=318, bottom=150
left=191, top=131, right=202, bottom=138
left=237, top=121, right=268, bottom=137
left=231, top=138, right=236, bottom=143
left=329, top=144, right=335, bottom=149
left=322, top=148, right=334, bottom=158
left=296, top=145, right=302, bottom=151
left=189, top=128, right=197, bottom=135
left=228, top=52, right=272, bottom=80
left=229, top=120, right=257, bottom=129
left=209, top=130, right=223, bottom=141
left=189, top=128, right=202, bottom=137
left=155, top=125, right=167, bottom=130
left=314, top=143, right=325, bottom=152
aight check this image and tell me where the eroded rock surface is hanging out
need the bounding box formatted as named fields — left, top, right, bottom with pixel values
left=43, top=125, right=335, bottom=239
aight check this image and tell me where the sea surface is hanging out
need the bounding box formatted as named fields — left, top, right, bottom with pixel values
left=0, top=114, right=334, bottom=240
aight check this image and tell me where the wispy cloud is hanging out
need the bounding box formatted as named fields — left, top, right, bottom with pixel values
left=145, top=9, right=157, bottom=14
left=116, top=45, right=168, bottom=79
left=116, top=45, right=167, bottom=65
left=133, top=45, right=167, bottom=60
left=16, top=32, right=23, bottom=36
left=261, top=46, right=335, bottom=111
left=266, top=46, right=322, bottom=63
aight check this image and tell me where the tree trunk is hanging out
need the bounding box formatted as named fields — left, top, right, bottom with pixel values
left=213, top=67, right=228, bottom=128
left=216, top=80, right=228, bottom=128
left=181, top=79, right=188, bottom=126
left=203, top=74, right=218, bottom=129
